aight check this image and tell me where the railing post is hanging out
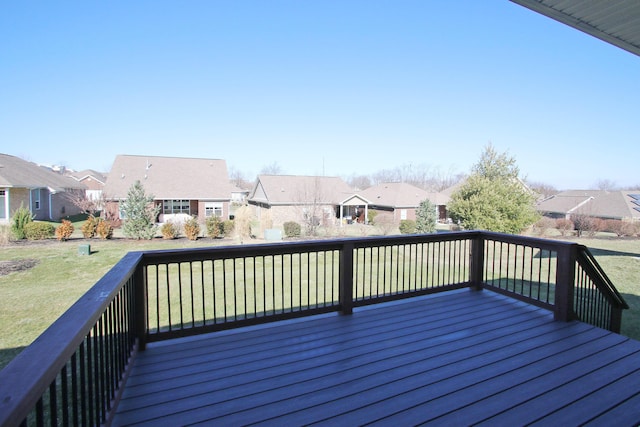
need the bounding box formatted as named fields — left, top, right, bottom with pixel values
left=470, top=234, right=484, bottom=290
left=555, top=244, right=577, bottom=322
left=340, top=242, right=354, bottom=315
left=134, top=262, right=147, bottom=351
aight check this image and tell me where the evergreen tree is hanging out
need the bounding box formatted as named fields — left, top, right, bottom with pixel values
left=448, top=144, right=539, bottom=234
left=121, top=181, right=161, bottom=240
left=415, top=199, right=437, bottom=233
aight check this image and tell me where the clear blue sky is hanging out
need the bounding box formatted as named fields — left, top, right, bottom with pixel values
left=1, top=1, right=638, bottom=190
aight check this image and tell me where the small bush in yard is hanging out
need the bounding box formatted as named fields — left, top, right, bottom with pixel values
left=24, top=222, right=55, bottom=240
left=399, top=220, right=417, bottom=234
left=0, top=225, right=11, bottom=244
left=183, top=217, right=200, bottom=241
left=603, top=219, right=638, bottom=237
left=222, top=220, right=235, bottom=237
left=55, top=219, right=75, bottom=241
left=556, top=218, right=574, bottom=236
left=368, top=210, right=379, bottom=225
left=206, top=216, right=223, bottom=238
left=96, top=219, right=114, bottom=239
left=161, top=221, right=179, bottom=239
left=533, top=217, right=556, bottom=236
left=11, top=204, right=33, bottom=240
left=284, top=221, right=301, bottom=238
left=81, top=215, right=98, bottom=238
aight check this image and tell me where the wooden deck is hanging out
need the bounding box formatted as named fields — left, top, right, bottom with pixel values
left=112, top=289, right=640, bottom=426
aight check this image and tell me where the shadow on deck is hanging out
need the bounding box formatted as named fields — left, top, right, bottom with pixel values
left=113, top=289, right=640, bottom=426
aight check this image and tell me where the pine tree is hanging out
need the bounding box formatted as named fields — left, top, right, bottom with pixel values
left=415, top=199, right=437, bottom=233
left=448, top=144, right=539, bottom=234
left=120, top=181, right=161, bottom=240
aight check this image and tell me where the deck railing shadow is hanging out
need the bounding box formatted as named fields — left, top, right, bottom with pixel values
left=0, top=231, right=629, bottom=427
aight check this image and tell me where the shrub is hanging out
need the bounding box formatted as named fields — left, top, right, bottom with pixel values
left=533, top=217, right=556, bottom=236
left=81, top=215, right=98, bottom=238
left=555, top=218, right=574, bottom=237
left=183, top=216, right=200, bottom=241
left=96, top=219, right=114, bottom=239
left=11, top=204, right=33, bottom=240
left=0, top=225, right=11, bottom=245
left=55, top=219, right=75, bottom=241
left=399, top=219, right=417, bottom=234
left=160, top=221, right=179, bottom=239
left=206, top=216, right=223, bottom=238
left=283, top=221, right=301, bottom=238
left=367, top=210, right=379, bottom=225
left=571, top=214, right=602, bottom=237
left=24, top=221, right=55, bottom=240
left=222, top=220, right=235, bottom=237
left=375, top=213, right=396, bottom=235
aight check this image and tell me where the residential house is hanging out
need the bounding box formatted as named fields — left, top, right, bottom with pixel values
left=103, top=155, right=242, bottom=223
left=67, top=169, right=108, bottom=204
left=248, top=175, right=355, bottom=226
left=354, top=182, right=450, bottom=223
left=0, top=153, right=86, bottom=223
left=537, top=190, right=640, bottom=221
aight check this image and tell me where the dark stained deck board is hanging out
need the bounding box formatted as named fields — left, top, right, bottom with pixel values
left=112, top=289, right=640, bottom=426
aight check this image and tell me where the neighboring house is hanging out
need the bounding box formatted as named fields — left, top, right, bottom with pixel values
left=0, top=153, right=86, bottom=222
left=68, top=169, right=108, bottom=204
left=355, top=182, right=450, bottom=223
left=248, top=175, right=355, bottom=226
left=537, top=190, right=640, bottom=221
left=103, top=155, right=242, bottom=222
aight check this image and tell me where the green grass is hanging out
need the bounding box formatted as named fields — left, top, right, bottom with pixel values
left=0, top=235, right=232, bottom=369
left=1, top=229, right=639, bottom=371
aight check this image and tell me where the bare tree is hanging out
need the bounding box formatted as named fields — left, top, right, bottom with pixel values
left=592, top=179, right=618, bottom=191
left=228, top=166, right=254, bottom=190
left=372, top=168, right=401, bottom=185
left=260, top=162, right=284, bottom=175
left=69, top=189, right=96, bottom=215
left=345, top=174, right=371, bottom=191
left=527, top=180, right=558, bottom=199
left=295, top=176, right=330, bottom=236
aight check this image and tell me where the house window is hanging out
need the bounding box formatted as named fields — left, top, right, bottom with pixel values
left=400, top=209, right=407, bottom=220
left=0, top=190, right=6, bottom=219
left=163, top=200, right=190, bottom=215
left=32, top=189, right=41, bottom=210
left=205, top=202, right=223, bottom=218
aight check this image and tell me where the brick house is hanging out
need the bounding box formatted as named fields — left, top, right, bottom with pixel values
left=103, top=155, right=244, bottom=223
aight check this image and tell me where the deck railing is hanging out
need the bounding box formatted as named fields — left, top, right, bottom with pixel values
left=0, top=231, right=628, bottom=427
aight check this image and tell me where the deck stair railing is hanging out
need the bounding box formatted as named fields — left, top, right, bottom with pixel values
left=0, top=231, right=628, bottom=427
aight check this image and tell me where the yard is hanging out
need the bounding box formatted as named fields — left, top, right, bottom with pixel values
left=0, top=224, right=639, bottom=372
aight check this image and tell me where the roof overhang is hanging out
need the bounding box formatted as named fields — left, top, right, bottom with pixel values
left=511, top=0, right=640, bottom=57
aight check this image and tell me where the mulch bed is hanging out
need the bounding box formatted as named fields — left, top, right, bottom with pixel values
left=0, top=259, right=39, bottom=276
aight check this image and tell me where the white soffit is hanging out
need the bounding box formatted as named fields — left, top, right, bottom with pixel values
left=511, top=0, right=640, bottom=57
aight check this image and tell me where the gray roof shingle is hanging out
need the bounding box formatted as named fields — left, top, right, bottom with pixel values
left=0, top=153, right=85, bottom=191
left=537, top=190, right=640, bottom=220
left=250, top=175, right=354, bottom=205
left=359, top=182, right=449, bottom=208
left=103, top=155, right=239, bottom=200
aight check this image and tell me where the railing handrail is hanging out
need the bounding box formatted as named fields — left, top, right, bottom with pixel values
left=576, top=244, right=629, bottom=309
left=0, top=251, right=143, bottom=427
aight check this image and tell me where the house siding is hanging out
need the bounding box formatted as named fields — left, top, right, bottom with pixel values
left=9, top=188, right=30, bottom=219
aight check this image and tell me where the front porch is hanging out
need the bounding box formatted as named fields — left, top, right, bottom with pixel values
left=0, top=231, right=636, bottom=426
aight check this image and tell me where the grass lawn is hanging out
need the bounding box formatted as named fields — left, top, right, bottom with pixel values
left=1, top=226, right=639, bottom=371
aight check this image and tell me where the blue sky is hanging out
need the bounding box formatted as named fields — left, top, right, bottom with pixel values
left=1, top=1, right=638, bottom=189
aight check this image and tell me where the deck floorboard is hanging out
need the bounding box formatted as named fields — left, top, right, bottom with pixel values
left=112, top=289, right=640, bottom=426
